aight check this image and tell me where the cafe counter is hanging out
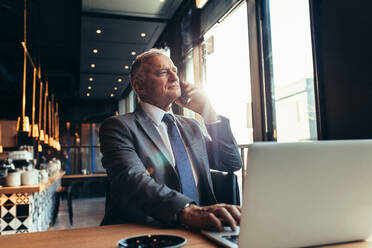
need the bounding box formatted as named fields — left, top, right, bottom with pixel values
left=0, top=171, right=65, bottom=235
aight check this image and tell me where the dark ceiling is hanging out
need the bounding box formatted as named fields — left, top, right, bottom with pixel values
left=0, top=0, right=184, bottom=122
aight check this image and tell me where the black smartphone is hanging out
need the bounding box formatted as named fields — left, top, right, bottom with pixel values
left=179, top=81, right=190, bottom=105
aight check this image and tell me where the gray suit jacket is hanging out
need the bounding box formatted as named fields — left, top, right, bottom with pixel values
left=99, top=105, right=242, bottom=225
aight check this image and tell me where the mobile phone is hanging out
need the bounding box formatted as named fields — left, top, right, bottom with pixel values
left=179, top=81, right=190, bottom=105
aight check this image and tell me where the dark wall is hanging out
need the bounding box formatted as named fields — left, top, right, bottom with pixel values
left=311, top=0, right=372, bottom=139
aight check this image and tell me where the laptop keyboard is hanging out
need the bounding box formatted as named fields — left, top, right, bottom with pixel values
left=222, top=234, right=239, bottom=244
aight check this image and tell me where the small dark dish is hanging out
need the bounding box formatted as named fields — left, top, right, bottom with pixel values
left=117, top=234, right=187, bottom=248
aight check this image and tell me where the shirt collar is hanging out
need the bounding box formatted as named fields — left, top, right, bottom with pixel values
left=140, top=101, right=174, bottom=126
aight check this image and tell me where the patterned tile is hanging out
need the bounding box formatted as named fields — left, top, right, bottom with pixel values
left=6, top=194, right=17, bottom=203
left=3, top=212, right=14, bottom=224
left=1, top=230, right=16, bottom=235
left=3, top=199, right=14, bottom=210
left=0, top=179, right=61, bottom=235
left=1, top=206, right=6, bottom=218
left=3, top=225, right=13, bottom=231
left=21, top=217, right=31, bottom=228
left=8, top=205, right=16, bottom=216
left=8, top=217, right=21, bottom=230
left=16, top=229, right=29, bottom=233
left=16, top=204, right=29, bottom=217
left=16, top=193, right=30, bottom=204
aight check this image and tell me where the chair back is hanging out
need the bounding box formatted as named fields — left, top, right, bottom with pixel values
left=210, top=170, right=240, bottom=205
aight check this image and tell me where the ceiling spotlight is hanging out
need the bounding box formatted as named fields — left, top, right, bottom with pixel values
left=93, top=49, right=98, bottom=54
left=117, top=78, right=122, bottom=83
left=131, top=51, right=136, bottom=56
left=89, top=77, right=93, bottom=82
left=140, top=32, right=146, bottom=37
left=90, top=64, right=95, bottom=68
left=86, top=93, right=90, bottom=96
left=96, top=29, right=102, bottom=34
left=110, top=93, right=114, bottom=97
left=88, top=86, right=92, bottom=90
left=124, top=65, right=129, bottom=69
left=160, top=0, right=165, bottom=2
left=114, top=86, right=118, bottom=91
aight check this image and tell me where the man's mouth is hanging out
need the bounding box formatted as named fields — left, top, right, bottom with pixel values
left=168, top=84, right=180, bottom=89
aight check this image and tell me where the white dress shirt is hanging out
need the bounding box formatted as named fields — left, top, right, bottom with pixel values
left=140, top=101, right=200, bottom=190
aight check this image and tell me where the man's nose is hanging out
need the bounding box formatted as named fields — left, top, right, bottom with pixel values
left=169, top=71, right=178, bottom=81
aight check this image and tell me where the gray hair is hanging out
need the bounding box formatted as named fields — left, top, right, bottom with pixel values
left=130, top=48, right=167, bottom=83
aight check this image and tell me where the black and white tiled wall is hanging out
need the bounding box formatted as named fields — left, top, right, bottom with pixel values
left=0, top=180, right=60, bottom=235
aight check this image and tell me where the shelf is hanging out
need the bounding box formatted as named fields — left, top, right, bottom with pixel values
left=0, top=171, right=65, bottom=194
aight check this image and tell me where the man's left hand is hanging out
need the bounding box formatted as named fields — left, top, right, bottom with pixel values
left=178, top=203, right=241, bottom=231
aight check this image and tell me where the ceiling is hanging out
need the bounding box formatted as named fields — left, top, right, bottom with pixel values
left=0, top=0, right=184, bottom=122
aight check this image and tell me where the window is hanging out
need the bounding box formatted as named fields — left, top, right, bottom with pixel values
left=202, top=1, right=253, bottom=145
left=180, top=49, right=196, bottom=119
left=263, top=0, right=317, bottom=142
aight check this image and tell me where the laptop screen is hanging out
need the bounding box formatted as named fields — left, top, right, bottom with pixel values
left=239, top=140, right=372, bottom=248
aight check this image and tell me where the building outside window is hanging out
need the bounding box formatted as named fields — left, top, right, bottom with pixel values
left=202, top=1, right=253, bottom=145
left=265, top=0, right=317, bottom=142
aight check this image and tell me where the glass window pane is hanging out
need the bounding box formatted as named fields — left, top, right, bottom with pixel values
left=268, top=0, right=317, bottom=142
left=203, top=1, right=253, bottom=145
left=182, top=50, right=196, bottom=119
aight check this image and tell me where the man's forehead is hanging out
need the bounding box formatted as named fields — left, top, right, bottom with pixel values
left=144, top=54, right=175, bottom=68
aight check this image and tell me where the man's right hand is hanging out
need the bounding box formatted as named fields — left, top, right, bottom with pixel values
left=178, top=203, right=241, bottom=231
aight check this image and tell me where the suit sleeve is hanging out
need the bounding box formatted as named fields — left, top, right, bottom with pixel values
left=204, top=115, right=242, bottom=172
left=99, top=116, right=192, bottom=225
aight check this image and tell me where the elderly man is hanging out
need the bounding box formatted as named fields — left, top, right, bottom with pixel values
left=99, top=48, right=242, bottom=231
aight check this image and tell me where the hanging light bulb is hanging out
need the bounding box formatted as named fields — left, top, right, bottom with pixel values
left=17, top=0, right=31, bottom=134
left=38, top=143, right=42, bottom=152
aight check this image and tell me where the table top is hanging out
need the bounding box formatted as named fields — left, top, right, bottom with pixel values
left=0, top=223, right=371, bottom=248
left=0, top=170, right=65, bottom=194
left=0, top=224, right=216, bottom=248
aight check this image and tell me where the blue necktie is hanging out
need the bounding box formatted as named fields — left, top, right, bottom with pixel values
left=162, top=113, right=199, bottom=204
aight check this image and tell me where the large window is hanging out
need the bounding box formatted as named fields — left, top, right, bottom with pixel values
left=180, top=49, right=196, bottom=119
left=202, top=1, right=253, bottom=145
left=264, top=0, right=317, bottom=142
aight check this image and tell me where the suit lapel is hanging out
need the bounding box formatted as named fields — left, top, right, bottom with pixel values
left=134, top=106, right=174, bottom=166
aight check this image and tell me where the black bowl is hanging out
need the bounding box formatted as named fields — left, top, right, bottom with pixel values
left=117, top=234, right=186, bottom=248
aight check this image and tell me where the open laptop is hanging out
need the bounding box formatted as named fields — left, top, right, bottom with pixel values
left=202, top=140, right=372, bottom=248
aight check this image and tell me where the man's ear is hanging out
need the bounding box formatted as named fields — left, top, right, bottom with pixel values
left=133, top=78, right=145, bottom=95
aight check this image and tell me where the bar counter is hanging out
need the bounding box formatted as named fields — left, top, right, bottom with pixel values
left=0, top=171, right=65, bottom=235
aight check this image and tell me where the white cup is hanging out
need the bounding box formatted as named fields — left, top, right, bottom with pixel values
left=5, top=171, right=21, bottom=187
left=21, top=170, right=39, bottom=185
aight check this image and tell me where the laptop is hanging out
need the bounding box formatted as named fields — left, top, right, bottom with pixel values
left=202, top=140, right=372, bottom=248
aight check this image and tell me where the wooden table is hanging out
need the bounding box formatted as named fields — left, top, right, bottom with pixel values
left=0, top=224, right=215, bottom=248
left=62, top=173, right=107, bottom=180
left=0, top=224, right=371, bottom=248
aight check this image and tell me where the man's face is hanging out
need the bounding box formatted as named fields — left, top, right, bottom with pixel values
left=136, top=54, right=181, bottom=110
